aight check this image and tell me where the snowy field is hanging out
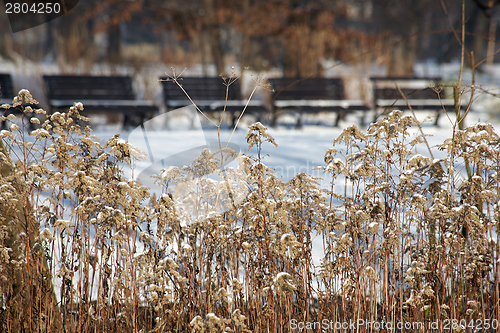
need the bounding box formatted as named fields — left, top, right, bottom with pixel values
left=3, top=60, right=500, bottom=301
left=90, top=103, right=500, bottom=191
left=85, top=103, right=500, bottom=271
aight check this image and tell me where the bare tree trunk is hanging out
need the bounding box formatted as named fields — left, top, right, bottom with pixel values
left=387, top=32, right=417, bottom=76
left=0, top=139, right=62, bottom=332
left=471, top=9, right=488, bottom=62
left=283, top=24, right=325, bottom=77
left=0, top=19, right=15, bottom=61
left=487, top=19, right=497, bottom=67
left=239, top=0, right=251, bottom=69
left=55, top=11, right=95, bottom=69
left=203, top=0, right=225, bottom=75
left=108, top=23, right=122, bottom=64
left=44, top=21, right=55, bottom=59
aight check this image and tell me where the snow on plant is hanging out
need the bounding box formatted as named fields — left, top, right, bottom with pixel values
left=319, top=109, right=499, bottom=324
left=0, top=87, right=499, bottom=332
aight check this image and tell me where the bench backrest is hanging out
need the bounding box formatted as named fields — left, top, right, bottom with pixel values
left=160, top=77, right=242, bottom=102
left=375, top=87, right=445, bottom=100
left=371, top=77, right=445, bottom=100
left=269, top=77, right=345, bottom=100
left=43, top=75, right=136, bottom=101
left=0, top=74, right=14, bottom=100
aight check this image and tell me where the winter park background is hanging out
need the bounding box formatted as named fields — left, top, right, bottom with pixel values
left=1, top=0, right=500, bottom=332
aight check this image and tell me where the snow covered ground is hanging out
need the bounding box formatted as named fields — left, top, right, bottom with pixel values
left=3, top=60, right=500, bottom=299
left=92, top=102, right=500, bottom=190
left=85, top=102, right=499, bottom=272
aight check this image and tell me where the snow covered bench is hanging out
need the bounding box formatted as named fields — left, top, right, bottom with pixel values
left=371, top=76, right=467, bottom=126
left=160, top=76, right=267, bottom=128
left=43, top=75, right=159, bottom=127
left=268, top=77, right=369, bottom=128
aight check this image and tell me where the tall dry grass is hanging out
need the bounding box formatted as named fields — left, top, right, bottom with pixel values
left=0, top=82, right=499, bottom=332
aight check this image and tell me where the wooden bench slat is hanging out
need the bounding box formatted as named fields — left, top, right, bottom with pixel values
left=269, top=77, right=368, bottom=127
left=371, top=76, right=466, bottom=126
left=376, top=99, right=458, bottom=106
left=76, top=105, right=159, bottom=114
left=44, top=75, right=136, bottom=101
left=370, top=76, right=443, bottom=81
left=160, top=77, right=267, bottom=127
left=166, top=100, right=263, bottom=109
left=0, top=74, right=15, bottom=99
left=0, top=73, right=40, bottom=130
left=274, top=99, right=368, bottom=109
left=375, top=88, right=444, bottom=100
left=49, top=94, right=135, bottom=101
left=50, top=99, right=156, bottom=107
left=43, top=75, right=158, bottom=127
left=160, top=77, right=242, bottom=101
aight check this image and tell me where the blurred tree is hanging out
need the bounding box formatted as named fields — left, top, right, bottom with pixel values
left=145, top=0, right=356, bottom=76
left=371, top=0, right=445, bottom=76
left=472, top=0, right=500, bottom=16
left=0, top=18, right=15, bottom=61
left=279, top=1, right=337, bottom=77
left=226, top=0, right=346, bottom=77
left=103, top=0, right=146, bottom=64
left=232, top=0, right=287, bottom=71
left=471, top=4, right=489, bottom=63
left=53, top=0, right=147, bottom=66
left=56, top=10, right=93, bottom=66
left=6, top=0, right=498, bottom=82
left=471, top=0, right=500, bottom=65
left=49, top=0, right=489, bottom=76
left=203, top=0, right=225, bottom=74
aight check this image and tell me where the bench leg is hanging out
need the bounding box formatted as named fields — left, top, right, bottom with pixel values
left=270, top=106, right=277, bottom=127
left=334, top=110, right=346, bottom=127
left=333, top=112, right=340, bottom=127
left=295, top=112, right=303, bottom=129
left=123, top=114, right=130, bottom=128
left=255, top=113, right=262, bottom=124
left=231, top=112, right=237, bottom=129
left=359, top=110, right=367, bottom=127
left=434, top=110, right=440, bottom=127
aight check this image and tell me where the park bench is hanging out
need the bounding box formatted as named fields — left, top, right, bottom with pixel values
left=0, top=73, right=39, bottom=130
left=0, top=74, right=14, bottom=106
left=160, top=76, right=267, bottom=128
left=370, top=76, right=467, bottom=126
left=0, top=73, right=14, bottom=129
left=43, top=75, right=159, bottom=127
left=268, top=77, right=369, bottom=128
